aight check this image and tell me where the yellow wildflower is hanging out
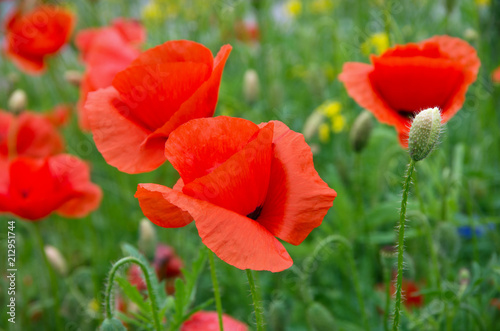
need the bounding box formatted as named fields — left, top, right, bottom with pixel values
left=286, top=0, right=302, bottom=17
left=320, top=101, right=341, bottom=118
left=332, top=114, right=346, bottom=133
left=311, top=0, right=334, bottom=14
left=475, top=0, right=490, bottom=6
left=361, top=32, right=390, bottom=56
left=318, top=123, right=330, bottom=143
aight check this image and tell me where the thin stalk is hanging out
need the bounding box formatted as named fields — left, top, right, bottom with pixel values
left=246, top=269, right=264, bottom=331
left=344, top=245, right=369, bottom=330
left=104, top=257, right=162, bottom=331
left=392, top=159, right=416, bottom=331
left=208, top=248, right=224, bottom=331
left=34, top=222, right=63, bottom=331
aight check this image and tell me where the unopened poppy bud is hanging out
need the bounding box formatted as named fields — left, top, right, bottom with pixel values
left=307, top=302, right=336, bottom=331
left=64, top=70, right=83, bottom=86
left=459, top=268, right=470, bottom=286
left=408, top=107, right=442, bottom=162
left=44, top=245, right=68, bottom=276
left=100, top=317, right=126, bottom=331
left=243, top=69, right=260, bottom=103
left=350, top=110, right=373, bottom=152
left=138, top=218, right=157, bottom=260
left=302, top=111, right=326, bottom=141
left=8, top=89, right=27, bottom=114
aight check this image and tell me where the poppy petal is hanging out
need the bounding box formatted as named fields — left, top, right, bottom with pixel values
left=182, top=122, right=274, bottom=216
left=135, top=184, right=292, bottom=272
left=129, top=40, right=214, bottom=67
left=164, top=116, right=259, bottom=184
left=86, top=87, right=166, bottom=173
left=338, top=62, right=403, bottom=127
left=135, top=184, right=194, bottom=228
left=151, top=45, right=232, bottom=139
left=256, top=121, right=337, bottom=245
left=181, top=311, right=248, bottom=331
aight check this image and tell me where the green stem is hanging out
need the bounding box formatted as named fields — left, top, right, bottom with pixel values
left=246, top=269, right=265, bottom=331
left=34, top=222, right=63, bottom=331
left=104, top=257, right=162, bottom=331
left=344, top=245, right=369, bottom=331
left=208, top=248, right=224, bottom=331
left=392, top=159, right=416, bottom=331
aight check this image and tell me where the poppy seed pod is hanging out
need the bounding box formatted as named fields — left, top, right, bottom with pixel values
left=350, top=111, right=373, bottom=152
left=8, top=89, right=27, bottom=114
left=243, top=69, right=260, bottom=103
left=408, top=107, right=442, bottom=161
left=44, top=245, right=68, bottom=276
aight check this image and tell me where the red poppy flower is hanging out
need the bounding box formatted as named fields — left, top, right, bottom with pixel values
left=492, top=66, right=500, bottom=83
left=339, top=35, right=480, bottom=147
left=0, top=108, right=68, bottom=160
left=76, top=19, right=145, bottom=129
left=390, top=278, right=424, bottom=309
left=4, top=5, right=75, bottom=74
left=135, top=116, right=336, bottom=272
left=181, top=311, right=248, bottom=331
left=85, top=40, right=232, bottom=174
left=128, top=243, right=183, bottom=295
left=0, top=154, right=102, bottom=221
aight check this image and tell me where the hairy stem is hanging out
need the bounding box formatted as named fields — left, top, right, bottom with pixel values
left=208, top=248, right=224, bottom=331
left=246, top=269, right=264, bottom=331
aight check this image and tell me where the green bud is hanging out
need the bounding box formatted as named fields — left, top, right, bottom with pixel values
left=349, top=111, right=373, bottom=152
left=138, top=218, right=157, bottom=261
left=307, top=302, right=336, bottom=331
left=408, top=107, right=442, bottom=162
left=100, top=318, right=126, bottom=331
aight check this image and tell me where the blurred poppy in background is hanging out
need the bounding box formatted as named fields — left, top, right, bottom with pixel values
left=4, top=5, right=75, bottom=73
left=0, top=107, right=69, bottom=160
left=181, top=311, right=248, bottom=331
left=136, top=116, right=336, bottom=272
left=339, top=35, right=480, bottom=147
left=0, top=154, right=102, bottom=221
left=85, top=40, right=232, bottom=174
left=76, top=18, right=146, bottom=130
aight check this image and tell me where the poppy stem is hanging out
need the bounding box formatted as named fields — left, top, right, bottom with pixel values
left=104, top=256, right=162, bottom=331
left=392, top=158, right=416, bottom=331
left=207, top=248, right=224, bottom=331
left=246, top=269, right=265, bottom=331
left=34, top=222, right=63, bottom=331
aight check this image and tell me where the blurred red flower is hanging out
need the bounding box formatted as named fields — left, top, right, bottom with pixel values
left=4, top=5, right=75, bottom=74
left=0, top=107, right=70, bottom=160
left=234, top=19, right=259, bottom=44
left=390, top=278, right=424, bottom=309
left=181, top=311, right=248, bottom=331
left=85, top=40, right=232, bottom=174
left=339, top=36, right=480, bottom=147
left=135, top=117, right=336, bottom=272
left=75, top=18, right=146, bottom=130
left=128, top=243, right=183, bottom=295
left=492, top=66, right=500, bottom=83
left=0, top=154, right=102, bottom=221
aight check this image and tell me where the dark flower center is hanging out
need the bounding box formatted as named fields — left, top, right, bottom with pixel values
left=247, top=205, right=263, bottom=220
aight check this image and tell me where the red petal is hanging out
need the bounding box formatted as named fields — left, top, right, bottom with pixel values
left=165, top=116, right=259, bottom=184
left=129, top=40, right=214, bottom=67
left=50, top=154, right=102, bottom=218
left=182, top=122, right=274, bottom=216
left=135, top=184, right=194, bottom=228
left=111, top=18, right=146, bottom=45
left=181, top=311, right=248, bottom=331
left=135, top=185, right=292, bottom=272
left=86, top=87, right=166, bottom=173
left=257, top=121, right=337, bottom=245
left=150, top=45, right=232, bottom=138
left=15, top=112, right=64, bottom=158
left=112, top=62, right=212, bottom=131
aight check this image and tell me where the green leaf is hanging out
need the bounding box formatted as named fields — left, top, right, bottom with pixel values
left=115, top=276, right=149, bottom=313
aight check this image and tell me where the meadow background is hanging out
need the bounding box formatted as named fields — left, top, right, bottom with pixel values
left=1, top=0, right=500, bottom=330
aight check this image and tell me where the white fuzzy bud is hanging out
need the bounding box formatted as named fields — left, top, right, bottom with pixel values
left=138, top=218, right=157, bottom=260
left=243, top=69, right=260, bottom=103
left=44, top=245, right=68, bottom=276
left=8, top=89, right=27, bottom=114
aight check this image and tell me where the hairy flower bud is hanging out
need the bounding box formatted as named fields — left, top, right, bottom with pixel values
left=44, top=245, right=68, bottom=276
left=408, top=107, right=442, bottom=161
left=350, top=110, right=373, bottom=152
left=243, top=69, right=260, bottom=103
left=8, top=89, right=27, bottom=114
left=138, top=218, right=157, bottom=260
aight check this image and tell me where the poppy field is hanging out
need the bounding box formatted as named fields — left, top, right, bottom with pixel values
left=1, top=0, right=500, bottom=330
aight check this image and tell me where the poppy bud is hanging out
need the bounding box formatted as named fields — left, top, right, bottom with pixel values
left=8, top=89, right=27, bottom=114
left=307, top=302, right=336, bottom=331
left=100, top=317, right=126, bottom=331
left=138, top=218, right=157, bottom=260
left=64, top=70, right=83, bottom=87
left=302, top=111, right=326, bottom=141
left=243, top=69, right=260, bottom=103
left=44, top=245, right=68, bottom=276
left=408, top=107, right=442, bottom=162
left=349, top=111, right=373, bottom=152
